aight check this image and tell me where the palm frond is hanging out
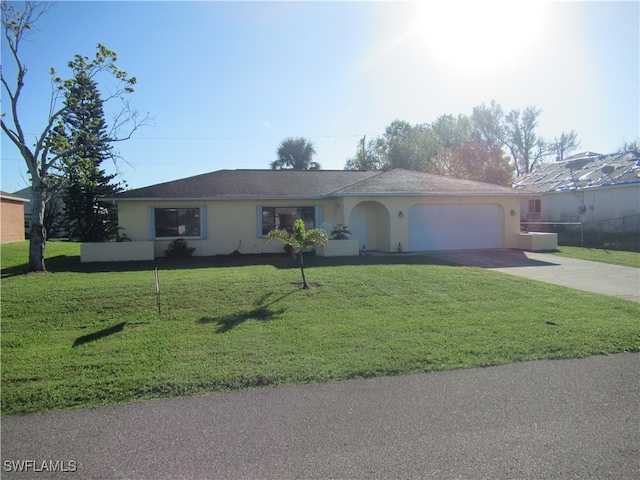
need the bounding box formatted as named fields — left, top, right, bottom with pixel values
left=273, top=137, right=320, bottom=170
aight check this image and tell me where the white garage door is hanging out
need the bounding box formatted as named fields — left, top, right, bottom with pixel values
left=408, top=204, right=503, bottom=251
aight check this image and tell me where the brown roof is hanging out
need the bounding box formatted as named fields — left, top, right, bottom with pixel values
left=334, top=169, right=518, bottom=196
left=111, top=169, right=520, bottom=201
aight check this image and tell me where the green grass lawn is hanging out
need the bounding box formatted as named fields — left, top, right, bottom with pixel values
left=2, top=241, right=638, bottom=415
left=550, top=245, right=640, bottom=267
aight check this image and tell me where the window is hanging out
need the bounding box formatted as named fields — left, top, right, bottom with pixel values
left=261, top=207, right=315, bottom=236
left=154, top=208, right=201, bottom=238
left=528, top=199, right=541, bottom=214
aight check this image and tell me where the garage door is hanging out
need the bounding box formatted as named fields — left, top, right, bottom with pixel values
left=408, top=204, right=503, bottom=251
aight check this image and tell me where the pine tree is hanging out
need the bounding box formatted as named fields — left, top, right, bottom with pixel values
left=53, top=70, right=123, bottom=241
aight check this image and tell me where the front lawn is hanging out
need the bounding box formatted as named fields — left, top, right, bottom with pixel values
left=2, top=241, right=638, bottom=415
left=550, top=245, right=640, bottom=267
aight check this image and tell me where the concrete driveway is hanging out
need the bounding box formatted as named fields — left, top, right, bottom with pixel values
left=426, top=249, right=640, bottom=303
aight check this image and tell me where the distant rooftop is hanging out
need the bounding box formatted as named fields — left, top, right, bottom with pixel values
left=513, top=151, right=640, bottom=193
left=0, top=191, right=29, bottom=202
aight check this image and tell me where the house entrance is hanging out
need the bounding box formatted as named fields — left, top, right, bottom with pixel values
left=348, top=201, right=390, bottom=252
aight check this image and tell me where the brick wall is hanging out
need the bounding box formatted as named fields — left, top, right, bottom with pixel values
left=1, top=198, right=27, bottom=243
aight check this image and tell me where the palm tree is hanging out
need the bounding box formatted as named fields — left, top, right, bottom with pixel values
left=270, top=137, right=321, bottom=170
left=265, top=218, right=328, bottom=289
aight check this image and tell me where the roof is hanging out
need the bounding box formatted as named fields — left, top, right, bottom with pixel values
left=513, top=150, right=640, bottom=193
left=1, top=191, right=29, bottom=203
left=333, top=169, right=518, bottom=196
left=110, top=169, right=520, bottom=201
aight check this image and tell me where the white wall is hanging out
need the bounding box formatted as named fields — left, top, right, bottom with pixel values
left=543, top=184, right=640, bottom=234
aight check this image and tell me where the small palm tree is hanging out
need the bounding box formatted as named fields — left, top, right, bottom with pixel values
left=266, top=218, right=328, bottom=289
left=271, top=137, right=321, bottom=170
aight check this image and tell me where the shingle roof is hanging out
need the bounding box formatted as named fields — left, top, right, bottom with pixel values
left=111, top=168, right=520, bottom=201
left=513, top=151, right=640, bottom=193
left=0, top=191, right=29, bottom=202
left=112, top=170, right=380, bottom=200
left=334, top=169, right=518, bottom=196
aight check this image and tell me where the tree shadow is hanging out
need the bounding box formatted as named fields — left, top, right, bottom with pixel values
left=2, top=250, right=454, bottom=278
left=73, top=322, right=127, bottom=347
left=198, top=290, right=297, bottom=333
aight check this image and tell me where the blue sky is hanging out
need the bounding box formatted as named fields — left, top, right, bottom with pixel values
left=2, top=0, right=638, bottom=193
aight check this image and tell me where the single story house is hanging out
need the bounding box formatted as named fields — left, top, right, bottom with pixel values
left=12, top=186, right=67, bottom=239
left=513, top=150, right=640, bottom=236
left=83, top=168, right=547, bottom=262
left=0, top=191, right=29, bottom=244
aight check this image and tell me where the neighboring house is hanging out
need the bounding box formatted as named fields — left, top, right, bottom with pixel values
left=12, top=187, right=33, bottom=236
left=514, top=151, right=640, bottom=236
left=12, top=186, right=66, bottom=238
left=83, top=168, right=533, bottom=262
left=0, top=191, right=29, bottom=244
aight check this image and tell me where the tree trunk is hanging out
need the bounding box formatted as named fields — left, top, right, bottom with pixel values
left=28, top=180, right=47, bottom=272
left=298, top=252, right=308, bottom=289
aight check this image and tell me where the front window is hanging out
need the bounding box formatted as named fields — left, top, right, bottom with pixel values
left=155, top=208, right=201, bottom=238
left=262, top=207, right=315, bottom=235
left=528, top=199, right=541, bottom=214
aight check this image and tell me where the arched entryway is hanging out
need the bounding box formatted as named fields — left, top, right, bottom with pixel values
left=348, top=201, right=391, bottom=252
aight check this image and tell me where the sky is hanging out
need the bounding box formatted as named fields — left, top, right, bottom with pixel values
left=1, top=0, right=638, bottom=193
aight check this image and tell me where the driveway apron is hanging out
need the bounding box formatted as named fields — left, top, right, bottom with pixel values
left=426, top=249, right=640, bottom=303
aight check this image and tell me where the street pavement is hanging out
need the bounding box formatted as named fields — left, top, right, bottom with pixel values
left=2, top=353, right=639, bottom=479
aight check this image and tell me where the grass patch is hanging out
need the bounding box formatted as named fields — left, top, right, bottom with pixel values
left=2, top=241, right=639, bottom=415
left=550, top=246, right=640, bottom=267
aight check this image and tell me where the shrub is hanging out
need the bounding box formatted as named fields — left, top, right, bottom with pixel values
left=164, top=238, right=195, bottom=258
left=330, top=224, right=352, bottom=240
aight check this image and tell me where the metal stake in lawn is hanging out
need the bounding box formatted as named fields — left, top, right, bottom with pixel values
left=155, top=267, right=161, bottom=315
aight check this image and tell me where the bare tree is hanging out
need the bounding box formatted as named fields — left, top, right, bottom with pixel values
left=504, top=106, right=552, bottom=176
left=552, top=130, right=581, bottom=161
left=1, top=1, right=149, bottom=271
left=616, top=138, right=640, bottom=154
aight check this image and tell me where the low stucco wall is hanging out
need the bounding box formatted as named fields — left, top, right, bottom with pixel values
left=517, top=232, right=558, bottom=252
left=81, top=241, right=155, bottom=263
left=317, top=239, right=360, bottom=257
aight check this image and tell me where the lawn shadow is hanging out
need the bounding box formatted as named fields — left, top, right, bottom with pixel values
left=423, top=249, right=559, bottom=268
left=2, top=250, right=454, bottom=278
left=198, top=290, right=296, bottom=333
left=73, top=322, right=127, bottom=347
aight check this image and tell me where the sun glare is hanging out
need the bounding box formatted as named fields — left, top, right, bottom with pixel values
left=412, top=1, right=546, bottom=72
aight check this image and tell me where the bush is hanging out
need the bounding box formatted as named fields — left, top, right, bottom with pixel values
left=330, top=224, right=351, bottom=240
left=164, top=239, right=195, bottom=258
left=552, top=225, right=640, bottom=252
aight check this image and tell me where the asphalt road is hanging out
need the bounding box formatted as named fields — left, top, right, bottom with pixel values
left=2, top=353, right=639, bottom=479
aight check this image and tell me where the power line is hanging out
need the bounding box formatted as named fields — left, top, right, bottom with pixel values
left=12, top=133, right=373, bottom=142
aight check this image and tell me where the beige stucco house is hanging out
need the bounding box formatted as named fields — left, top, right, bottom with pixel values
left=82, top=168, right=543, bottom=262
left=514, top=151, right=640, bottom=238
